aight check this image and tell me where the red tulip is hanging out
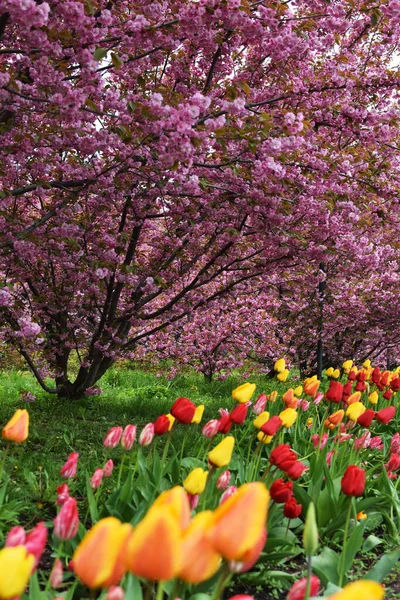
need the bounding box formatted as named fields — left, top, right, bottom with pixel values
left=383, top=389, right=393, bottom=401
left=218, top=413, right=233, bottom=434
left=357, top=409, right=375, bottom=428
left=342, top=381, right=353, bottom=401
left=25, top=522, right=48, bottom=569
left=269, top=478, right=293, bottom=503
left=54, top=497, right=79, bottom=540
left=285, top=461, right=307, bottom=480
left=371, top=368, right=381, bottom=384
left=385, top=453, right=400, bottom=472
left=376, top=406, right=396, bottom=424
left=121, top=425, right=136, bottom=450
left=230, top=404, right=248, bottom=425
left=219, top=486, right=238, bottom=504
left=355, top=381, right=366, bottom=392
left=287, top=576, right=320, bottom=600
left=356, top=371, right=366, bottom=382
left=103, top=426, right=123, bottom=448
left=171, top=397, right=196, bottom=424
left=391, top=377, right=400, bottom=392
left=261, top=416, right=282, bottom=436
left=269, top=444, right=296, bottom=467
left=153, top=415, right=170, bottom=435
left=60, top=452, right=79, bottom=479
left=283, top=497, right=302, bottom=519
left=325, top=381, right=343, bottom=403
left=341, top=465, right=366, bottom=497
left=348, top=371, right=356, bottom=381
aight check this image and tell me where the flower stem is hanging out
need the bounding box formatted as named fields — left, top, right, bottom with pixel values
left=338, top=498, right=353, bottom=587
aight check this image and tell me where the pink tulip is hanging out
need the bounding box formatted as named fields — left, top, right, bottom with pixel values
left=139, top=423, right=155, bottom=446
left=121, top=424, right=137, bottom=450
left=5, top=526, right=26, bottom=547
left=326, top=450, right=336, bottom=466
left=56, top=483, right=70, bottom=506
left=107, top=587, right=125, bottom=600
left=311, top=433, right=328, bottom=449
left=299, top=400, right=310, bottom=411
left=25, top=522, right=48, bottom=570
left=90, top=468, right=104, bottom=489
left=287, top=576, right=320, bottom=600
left=391, top=432, right=400, bottom=454
left=188, top=493, right=199, bottom=510
left=103, top=426, right=123, bottom=448
left=219, top=485, right=238, bottom=504
left=313, top=392, right=324, bottom=405
left=216, top=470, right=231, bottom=490
left=103, top=459, right=114, bottom=477
left=54, top=497, right=79, bottom=540
left=252, top=393, right=267, bottom=415
left=60, top=452, right=79, bottom=479
left=370, top=436, right=384, bottom=450
left=202, top=419, right=220, bottom=438
left=50, top=558, right=63, bottom=588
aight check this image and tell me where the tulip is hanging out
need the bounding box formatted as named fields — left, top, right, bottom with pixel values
left=332, top=368, right=340, bottom=379
left=103, top=459, right=114, bottom=478
left=348, top=371, right=357, bottom=381
left=152, top=486, right=191, bottom=529
left=326, top=367, right=334, bottom=377
left=188, top=493, right=199, bottom=510
left=139, top=423, right=155, bottom=446
left=269, top=444, right=297, bottom=469
left=56, top=483, right=70, bottom=506
left=121, top=424, right=136, bottom=450
left=54, top=497, right=79, bottom=540
left=191, top=405, right=204, bottom=424
left=208, top=436, right=235, bottom=468
left=300, top=400, right=310, bottom=411
left=232, top=383, right=256, bottom=404
left=269, top=478, right=293, bottom=503
left=73, top=517, right=132, bottom=588
left=218, top=413, right=232, bottom=434
left=260, top=415, right=282, bottom=436
left=346, top=402, right=366, bottom=422
left=345, top=391, right=362, bottom=406
left=0, top=546, right=35, bottom=598
left=303, top=378, right=320, bottom=397
left=267, top=390, right=278, bottom=402
left=179, top=511, right=221, bottom=583
left=303, top=502, right=318, bottom=556
left=363, top=359, right=371, bottom=368
left=341, top=465, right=366, bottom=497
left=107, top=587, right=125, bottom=600
left=324, top=410, right=344, bottom=430
left=285, top=461, right=307, bottom=480
left=371, top=368, right=381, bottom=384
left=311, top=433, right=328, bottom=449
left=253, top=411, right=270, bottom=429
left=183, top=468, right=208, bottom=495
left=357, top=511, right=367, bottom=521
left=202, top=419, right=220, bottom=438
left=60, top=452, right=79, bottom=479
left=50, top=558, right=63, bottom=588
left=220, top=485, right=238, bottom=504
left=287, top=576, right=320, bottom=600
left=104, top=426, right=123, bottom=449
left=22, top=522, right=47, bottom=570
left=252, top=393, right=267, bottom=415
left=257, top=431, right=273, bottom=444
left=126, top=507, right=182, bottom=580
left=385, top=453, right=400, bottom=472
left=90, top=468, right=104, bottom=489
left=283, top=497, right=302, bottom=519
left=165, top=414, right=175, bottom=430
left=5, top=526, right=26, bottom=547
left=325, top=381, right=343, bottom=403
left=216, top=470, right=231, bottom=490
left=357, top=409, right=375, bottom=428
left=210, top=482, right=269, bottom=561
left=2, top=409, right=29, bottom=443
left=279, top=408, right=298, bottom=428
left=390, top=432, right=400, bottom=453
left=342, top=360, right=353, bottom=371
left=376, top=406, right=396, bottom=424
left=327, top=580, right=384, bottom=599
left=313, top=392, right=324, bottom=405
left=230, top=403, right=249, bottom=424
left=326, top=450, right=336, bottom=466
left=294, top=386, right=303, bottom=396
left=154, top=415, right=170, bottom=435
left=171, top=397, right=196, bottom=423
left=274, top=358, right=286, bottom=372
left=355, top=381, right=366, bottom=392
left=277, top=369, right=289, bottom=382
left=306, top=417, right=313, bottom=429
left=282, top=389, right=298, bottom=409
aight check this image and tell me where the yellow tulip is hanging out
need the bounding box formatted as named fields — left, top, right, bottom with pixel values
left=0, top=546, right=35, bottom=599
left=253, top=411, right=270, bottom=429
left=257, top=431, right=273, bottom=444
left=191, top=405, right=204, bottom=424
left=183, top=468, right=208, bottom=495
left=276, top=369, right=289, bottom=382
left=232, top=383, right=256, bottom=404
left=342, top=360, right=353, bottom=371
left=73, top=517, right=132, bottom=588
left=332, top=369, right=340, bottom=379
left=328, top=580, right=384, bottom=599
left=326, top=367, right=334, bottom=377
left=2, top=409, right=29, bottom=443
left=306, top=417, right=313, bottom=427
left=368, top=391, right=379, bottom=405
left=363, top=359, right=371, bottom=368
left=294, top=386, right=303, bottom=397
left=208, top=436, right=235, bottom=468
left=346, top=402, right=366, bottom=422
left=279, top=408, right=298, bottom=428
left=274, top=358, right=286, bottom=373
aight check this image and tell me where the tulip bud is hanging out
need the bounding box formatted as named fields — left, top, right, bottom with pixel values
left=107, top=586, right=125, bottom=600
left=153, top=415, right=170, bottom=435
left=54, top=497, right=79, bottom=540
left=103, top=459, right=114, bottom=478
left=220, top=485, right=238, bottom=504
left=216, top=470, right=231, bottom=490
left=56, top=483, right=70, bottom=506
left=252, top=393, right=267, bottom=415
left=183, top=468, right=208, bottom=495
left=208, top=436, right=235, bottom=468
left=202, top=419, right=220, bottom=438
left=232, top=383, right=256, bottom=404
left=90, top=468, right=104, bottom=489
left=103, top=426, right=123, bottom=449
left=171, top=397, right=196, bottom=423
left=188, top=493, right=199, bottom=510
left=230, top=403, right=248, bottom=425
left=2, top=409, right=29, bottom=443
left=50, top=558, right=63, bottom=588
left=341, top=465, right=366, bottom=497
left=283, top=498, right=302, bottom=519
left=303, top=502, right=318, bottom=556
left=121, top=424, right=136, bottom=450
left=60, top=452, right=79, bottom=479
left=269, top=478, right=293, bottom=503
left=25, top=522, right=48, bottom=569
left=5, top=526, right=26, bottom=547
left=139, top=423, right=155, bottom=446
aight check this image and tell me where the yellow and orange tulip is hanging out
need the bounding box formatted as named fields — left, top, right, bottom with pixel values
left=2, top=409, right=29, bottom=443
left=179, top=511, right=221, bottom=583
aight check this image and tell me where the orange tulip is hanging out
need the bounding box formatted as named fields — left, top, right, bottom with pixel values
left=126, top=506, right=182, bottom=580
left=345, top=391, right=361, bottom=406
left=151, top=486, right=191, bottom=529
left=282, top=389, right=298, bottom=409
left=324, top=410, right=344, bottom=430
left=179, top=511, right=221, bottom=583
left=303, top=378, right=320, bottom=398
left=2, top=409, right=29, bottom=443
left=73, top=517, right=132, bottom=588
left=209, top=482, right=269, bottom=561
